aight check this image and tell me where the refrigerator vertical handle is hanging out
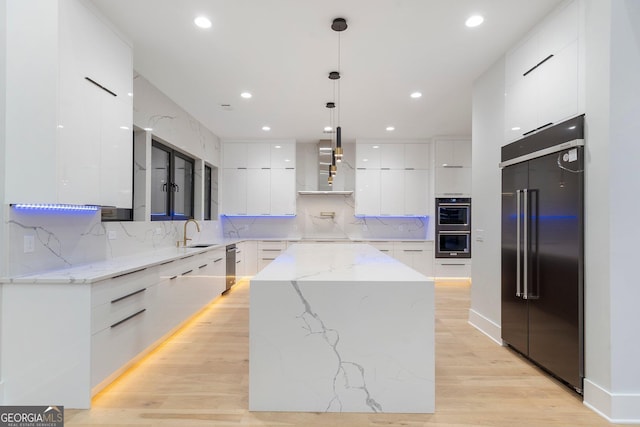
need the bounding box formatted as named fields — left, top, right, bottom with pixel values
left=523, top=188, right=529, bottom=300
left=516, top=189, right=522, bottom=297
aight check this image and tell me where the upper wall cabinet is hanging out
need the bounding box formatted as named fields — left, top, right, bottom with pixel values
left=504, top=0, right=582, bottom=144
left=221, top=141, right=296, bottom=216
left=434, top=139, right=471, bottom=197
left=355, top=142, right=431, bottom=216
left=4, top=0, right=133, bottom=207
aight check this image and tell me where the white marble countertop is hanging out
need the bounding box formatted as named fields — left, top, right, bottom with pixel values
left=1, top=238, right=433, bottom=285
left=253, top=243, right=429, bottom=283
left=0, top=240, right=241, bottom=285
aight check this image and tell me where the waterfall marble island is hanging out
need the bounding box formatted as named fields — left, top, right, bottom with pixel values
left=249, top=243, right=435, bottom=413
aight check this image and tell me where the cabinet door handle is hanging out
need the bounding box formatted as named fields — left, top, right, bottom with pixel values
left=403, top=249, right=424, bottom=252
left=111, top=288, right=146, bottom=304
left=182, top=269, right=193, bottom=276
left=110, top=309, right=146, bottom=328
left=85, top=76, right=117, bottom=97
left=112, top=267, right=147, bottom=279
left=523, top=54, right=554, bottom=77
left=214, top=258, right=223, bottom=263
left=442, top=165, right=463, bottom=168
left=198, top=264, right=208, bottom=269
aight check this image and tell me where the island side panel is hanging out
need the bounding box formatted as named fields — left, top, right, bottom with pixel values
left=1, top=283, right=92, bottom=408
left=249, top=279, right=434, bottom=413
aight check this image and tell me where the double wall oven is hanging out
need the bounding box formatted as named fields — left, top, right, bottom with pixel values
left=435, top=198, right=471, bottom=258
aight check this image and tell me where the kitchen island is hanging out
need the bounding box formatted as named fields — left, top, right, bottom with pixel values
left=249, top=243, right=434, bottom=413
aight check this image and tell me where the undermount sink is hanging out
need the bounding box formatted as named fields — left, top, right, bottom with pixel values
left=186, top=243, right=216, bottom=248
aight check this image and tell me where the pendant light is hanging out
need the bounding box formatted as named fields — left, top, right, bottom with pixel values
left=331, top=18, right=347, bottom=162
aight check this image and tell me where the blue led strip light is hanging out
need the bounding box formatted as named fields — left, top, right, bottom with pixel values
left=12, top=204, right=100, bottom=212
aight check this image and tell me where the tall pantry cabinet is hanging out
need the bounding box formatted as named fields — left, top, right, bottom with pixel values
left=4, top=0, right=133, bottom=207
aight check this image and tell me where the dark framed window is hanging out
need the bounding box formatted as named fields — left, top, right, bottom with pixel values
left=204, top=165, right=212, bottom=220
left=151, top=140, right=194, bottom=221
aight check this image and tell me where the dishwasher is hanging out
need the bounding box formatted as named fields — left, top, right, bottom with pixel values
left=224, top=244, right=236, bottom=294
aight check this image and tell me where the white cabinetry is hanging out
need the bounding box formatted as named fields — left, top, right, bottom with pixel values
left=434, top=139, right=471, bottom=197
left=504, top=0, right=581, bottom=143
left=355, top=169, right=381, bottom=216
left=257, top=240, right=289, bottom=272
left=91, top=266, right=159, bottom=390
left=247, top=169, right=271, bottom=215
left=237, top=240, right=257, bottom=277
left=222, top=168, right=247, bottom=215
left=222, top=141, right=296, bottom=216
left=5, top=0, right=132, bottom=207
left=435, top=259, right=472, bottom=279
left=393, top=241, right=434, bottom=277
left=355, top=142, right=430, bottom=216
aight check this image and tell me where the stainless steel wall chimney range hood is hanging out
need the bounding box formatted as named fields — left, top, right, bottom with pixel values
left=297, top=140, right=352, bottom=195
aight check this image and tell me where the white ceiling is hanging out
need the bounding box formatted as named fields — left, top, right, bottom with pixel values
left=89, top=0, right=562, bottom=144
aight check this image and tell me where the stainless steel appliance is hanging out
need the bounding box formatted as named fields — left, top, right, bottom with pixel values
left=435, top=197, right=471, bottom=258
left=437, top=198, right=471, bottom=230
left=500, top=115, right=584, bottom=393
left=436, top=231, right=471, bottom=258
left=224, top=243, right=236, bottom=294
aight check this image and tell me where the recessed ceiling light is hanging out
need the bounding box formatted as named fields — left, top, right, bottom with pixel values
left=386, top=126, right=395, bottom=131
left=144, top=127, right=153, bottom=132
left=511, top=126, right=521, bottom=131
left=241, top=92, right=252, bottom=99
left=465, top=15, right=484, bottom=28
left=119, top=126, right=130, bottom=130
left=372, top=146, right=379, bottom=149
left=127, top=92, right=133, bottom=97
left=274, top=145, right=281, bottom=148
left=262, top=126, right=271, bottom=131
left=194, top=16, right=212, bottom=29
left=410, top=92, right=422, bottom=99
left=324, top=126, right=333, bottom=132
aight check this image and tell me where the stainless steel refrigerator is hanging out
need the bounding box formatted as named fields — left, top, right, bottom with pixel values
left=500, top=115, right=584, bottom=393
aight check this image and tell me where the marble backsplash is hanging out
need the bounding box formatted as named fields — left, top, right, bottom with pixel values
left=222, top=194, right=432, bottom=241
left=6, top=197, right=430, bottom=277
left=6, top=208, right=222, bottom=277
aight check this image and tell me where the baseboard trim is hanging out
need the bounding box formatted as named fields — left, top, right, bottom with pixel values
left=468, top=308, right=502, bottom=345
left=583, top=379, right=640, bottom=424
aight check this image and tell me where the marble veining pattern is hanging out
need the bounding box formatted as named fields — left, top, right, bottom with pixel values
left=222, top=194, right=431, bottom=240
left=290, top=279, right=382, bottom=412
left=8, top=219, right=72, bottom=267
left=250, top=244, right=435, bottom=413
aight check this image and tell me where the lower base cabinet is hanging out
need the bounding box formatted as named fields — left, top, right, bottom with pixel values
left=257, top=240, right=288, bottom=272
left=91, top=248, right=226, bottom=394
left=434, top=259, right=472, bottom=278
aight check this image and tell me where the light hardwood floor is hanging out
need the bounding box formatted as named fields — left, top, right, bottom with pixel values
left=66, top=279, right=615, bottom=426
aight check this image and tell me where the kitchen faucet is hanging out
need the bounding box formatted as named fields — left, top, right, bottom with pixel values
left=183, top=218, right=201, bottom=247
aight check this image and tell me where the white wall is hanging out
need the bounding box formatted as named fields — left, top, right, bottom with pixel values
left=608, top=0, right=640, bottom=393
left=133, top=72, right=221, bottom=167
left=468, top=57, right=504, bottom=343
left=0, top=0, right=6, bottom=398
left=582, top=0, right=640, bottom=421
left=582, top=0, right=613, bottom=402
